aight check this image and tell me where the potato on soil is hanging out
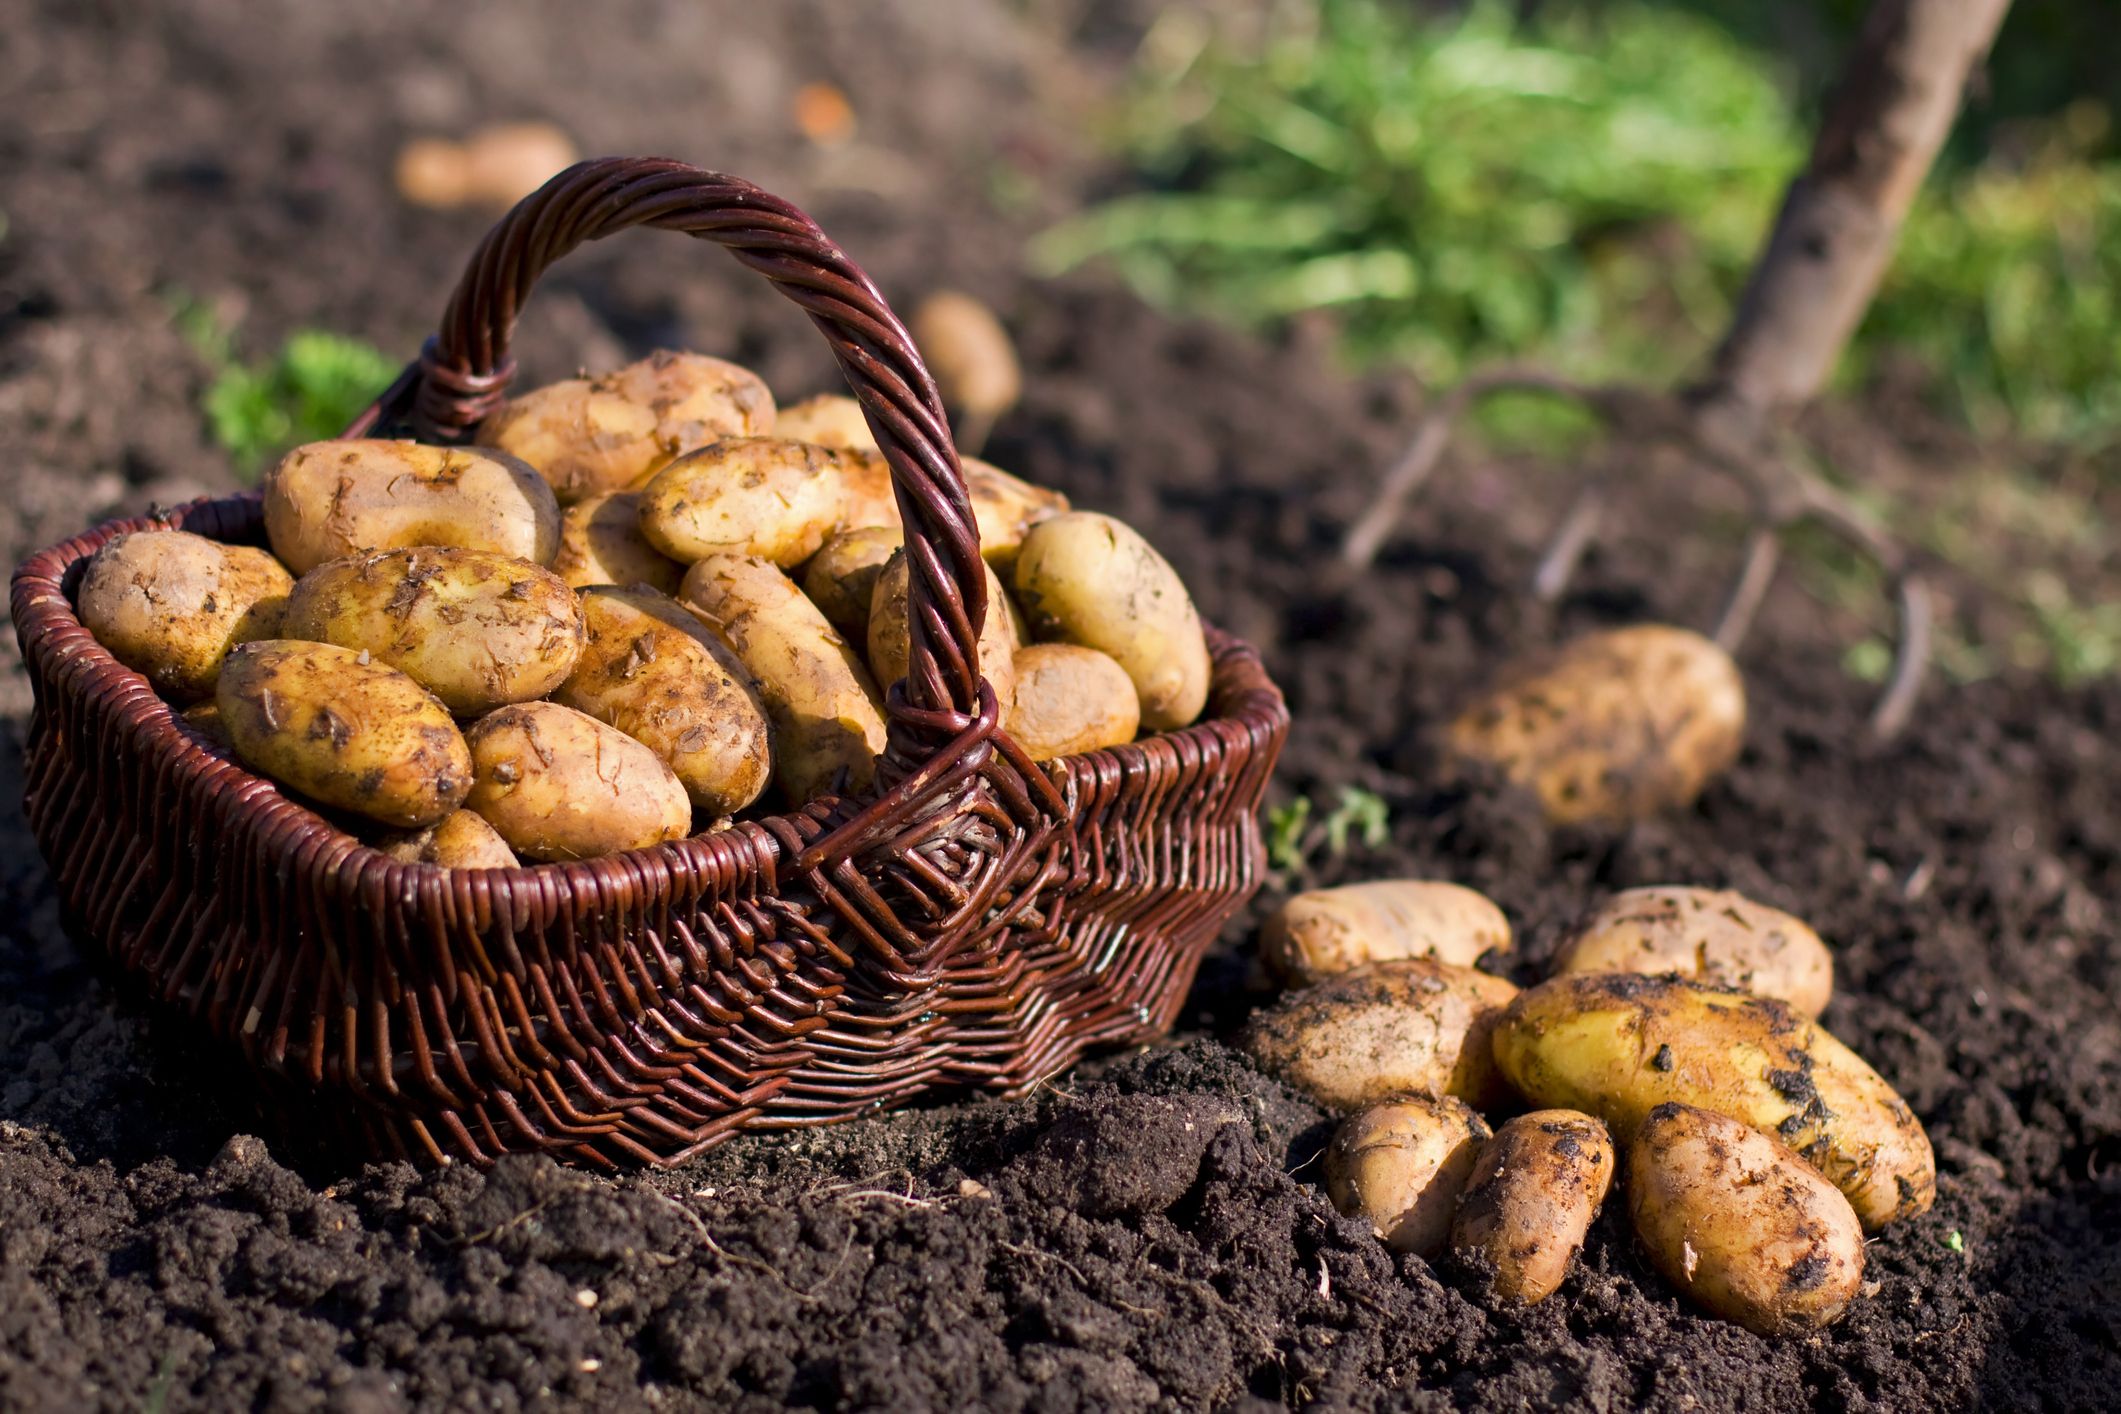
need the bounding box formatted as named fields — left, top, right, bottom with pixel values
left=216, top=640, right=470, bottom=829
left=866, top=550, right=1018, bottom=717
left=775, top=393, right=879, bottom=453
left=1449, top=1109, right=1614, bottom=1304
left=911, top=291, right=1022, bottom=432
left=394, top=121, right=578, bottom=212
left=263, top=439, right=561, bottom=575
left=77, top=530, right=293, bottom=701
left=637, top=437, right=854, bottom=567
left=555, top=586, right=773, bottom=815
left=1627, top=1102, right=1866, bottom=1335
left=1007, top=644, right=1140, bottom=762
left=480, top=350, right=775, bottom=503
left=1491, top=972, right=1934, bottom=1230
left=464, top=701, right=691, bottom=862
left=1242, top=959, right=1519, bottom=1112
left=1326, top=1096, right=1490, bottom=1257
left=966, top=458, right=1069, bottom=568
left=1263, top=880, right=1512, bottom=987
left=551, top=491, right=683, bottom=594
left=375, top=809, right=519, bottom=869
left=1445, top=624, right=1745, bottom=826
left=281, top=548, right=584, bottom=717
left=1553, top=886, right=1833, bottom=1018
left=1013, top=510, right=1210, bottom=732
left=679, top=554, right=887, bottom=803
left=802, top=526, right=904, bottom=638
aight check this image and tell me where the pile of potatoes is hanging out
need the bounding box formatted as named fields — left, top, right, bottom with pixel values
left=1244, top=879, right=1935, bottom=1336
left=75, top=348, right=1214, bottom=866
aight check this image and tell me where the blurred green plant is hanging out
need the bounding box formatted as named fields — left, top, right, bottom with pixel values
left=1266, top=785, right=1391, bottom=872
left=176, top=301, right=397, bottom=477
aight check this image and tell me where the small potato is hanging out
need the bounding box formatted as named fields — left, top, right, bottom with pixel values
left=555, top=586, right=773, bottom=815
left=1553, top=886, right=1833, bottom=1018
left=464, top=702, right=691, bottom=862
left=1013, top=511, right=1210, bottom=732
left=78, top=530, right=293, bottom=701
left=217, top=641, right=470, bottom=828
left=775, top=393, right=878, bottom=453
left=679, top=555, right=887, bottom=803
left=1627, top=1103, right=1866, bottom=1335
left=637, top=437, right=853, bottom=567
left=802, top=526, right=903, bottom=638
left=1263, top=881, right=1512, bottom=987
left=1445, top=624, right=1745, bottom=826
left=263, top=440, right=560, bottom=575
left=1325, top=1096, right=1490, bottom=1257
left=282, top=548, right=583, bottom=717
left=1007, top=644, right=1139, bottom=762
left=1242, top=959, right=1519, bottom=1112
left=1450, top=1110, right=1614, bottom=1304
left=394, top=121, right=578, bottom=211
left=966, top=458, right=1069, bottom=568
left=480, top=351, right=775, bottom=503
left=180, top=699, right=236, bottom=752
left=912, top=291, right=1022, bottom=433
left=376, top=810, right=520, bottom=869
left=551, top=491, right=684, bottom=594
left=865, top=551, right=1017, bottom=717
left=1491, top=973, right=1934, bottom=1230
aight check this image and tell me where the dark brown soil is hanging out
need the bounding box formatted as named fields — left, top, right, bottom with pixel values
left=3, top=2, right=2117, bottom=1411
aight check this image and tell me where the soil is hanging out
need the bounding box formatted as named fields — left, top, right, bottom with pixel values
left=2, top=2, right=2117, bottom=1411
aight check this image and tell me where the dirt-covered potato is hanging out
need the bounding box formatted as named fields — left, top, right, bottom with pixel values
left=679, top=554, right=887, bottom=803
left=1552, top=886, right=1833, bottom=1018
left=802, top=526, right=904, bottom=638
left=1491, top=973, right=1934, bottom=1230
left=1263, top=881, right=1512, bottom=987
left=281, top=548, right=583, bottom=717
left=179, top=699, right=235, bottom=751
left=637, top=437, right=855, bottom=567
left=1242, top=959, right=1519, bottom=1112
left=263, top=440, right=561, bottom=576
left=1450, top=1110, right=1614, bottom=1304
left=836, top=452, right=903, bottom=533
left=551, top=491, right=683, bottom=594
left=1013, top=511, right=1211, bottom=733
left=555, top=586, right=773, bottom=815
left=912, top=291, right=1022, bottom=434
left=77, top=530, right=293, bottom=701
left=464, top=701, right=691, bottom=862
left=375, top=809, right=519, bottom=869
left=217, top=640, right=470, bottom=828
left=965, top=458, right=1069, bottom=568
left=1326, top=1096, right=1491, bottom=1257
left=774, top=393, right=878, bottom=453
left=1444, top=624, right=1745, bottom=825
left=1006, top=644, right=1140, bottom=762
left=865, top=551, right=1018, bottom=716
left=480, top=350, right=775, bottom=503
left=1627, top=1103, right=1866, bottom=1335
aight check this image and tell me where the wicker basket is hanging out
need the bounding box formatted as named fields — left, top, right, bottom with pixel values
left=9, top=158, right=1287, bottom=1168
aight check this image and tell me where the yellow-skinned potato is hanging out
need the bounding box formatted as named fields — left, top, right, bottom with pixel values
left=464, top=701, right=691, bottom=862
left=1450, top=1110, right=1614, bottom=1304
left=966, top=458, right=1068, bottom=568
left=802, top=526, right=904, bottom=639
left=1627, top=1103, right=1866, bottom=1335
left=1325, top=1096, right=1490, bottom=1257
left=555, top=586, right=773, bottom=815
left=775, top=393, right=878, bottom=453
left=480, top=350, right=774, bottom=503
left=263, top=440, right=560, bottom=575
left=1445, top=624, right=1745, bottom=825
left=217, top=640, right=470, bottom=828
left=837, top=452, right=903, bottom=532
left=865, top=551, right=1017, bottom=719
left=281, top=548, right=583, bottom=717
left=1553, top=886, right=1833, bottom=1018
left=1007, top=644, right=1140, bottom=762
left=1263, top=881, right=1512, bottom=987
left=912, top=291, right=1022, bottom=433
left=637, top=437, right=852, bottom=567
left=1013, top=511, right=1210, bottom=732
left=1491, top=973, right=1934, bottom=1230
left=376, top=809, right=519, bottom=869
left=180, top=699, right=236, bottom=754
left=678, top=554, right=886, bottom=803
left=1242, top=959, right=1519, bottom=1112
left=78, top=530, right=293, bottom=701
left=551, top=491, right=684, bottom=594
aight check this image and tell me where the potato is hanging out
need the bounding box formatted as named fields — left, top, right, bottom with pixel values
left=774, top=393, right=878, bottom=453
left=263, top=440, right=560, bottom=576
left=376, top=809, right=519, bottom=869
left=77, top=530, right=293, bottom=701
left=281, top=548, right=583, bottom=717
left=217, top=640, right=470, bottom=828
left=1263, top=881, right=1512, bottom=987
left=678, top=554, right=887, bottom=803
left=836, top=451, right=904, bottom=532
left=1553, top=886, right=1833, bottom=1018
left=802, top=526, right=904, bottom=638
left=480, top=351, right=775, bottom=503
left=464, top=702, right=691, bottom=861
left=966, top=458, right=1069, bottom=568
left=1013, top=511, right=1210, bottom=732
left=1007, top=644, right=1140, bottom=762
left=551, top=491, right=683, bottom=594
left=555, top=586, right=773, bottom=815
left=1627, top=1103, right=1866, bottom=1335
left=1325, top=1096, right=1490, bottom=1257
left=865, top=551, right=1017, bottom=717
left=1242, top=959, right=1519, bottom=1112
left=912, top=291, right=1022, bottom=433
left=1445, top=625, right=1744, bottom=826
left=1449, top=1110, right=1614, bottom=1304
left=180, top=699, right=235, bottom=751
left=1491, top=973, right=1934, bottom=1230
left=394, top=121, right=578, bottom=212
left=637, top=437, right=854, bottom=568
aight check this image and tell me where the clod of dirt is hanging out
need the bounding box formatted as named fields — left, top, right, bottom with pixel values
left=1010, top=1091, right=1245, bottom=1217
